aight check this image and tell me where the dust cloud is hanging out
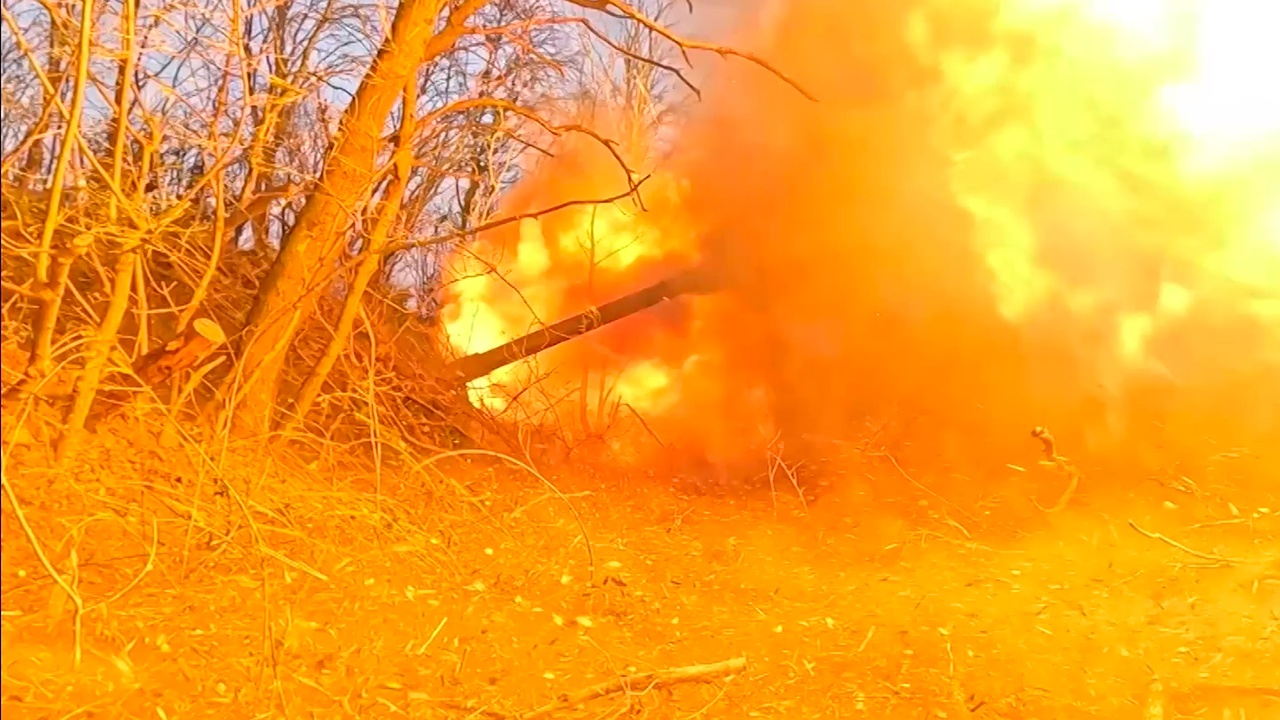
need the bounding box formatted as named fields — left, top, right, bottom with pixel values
left=649, top=0, right=1280, bottom=497
left=448, top=0, right=1280, bottom=503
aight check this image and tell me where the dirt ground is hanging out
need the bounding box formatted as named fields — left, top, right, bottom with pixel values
left=2, top=428, right=1278, bottom=720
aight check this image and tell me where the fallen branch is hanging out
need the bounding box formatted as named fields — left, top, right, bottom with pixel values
left=1031, top=426, right=1080, bottom=513
left=519, top=656, right=747, bottom=719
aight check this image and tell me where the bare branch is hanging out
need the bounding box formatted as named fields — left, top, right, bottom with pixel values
left=566, top=0, right=816, bottom=102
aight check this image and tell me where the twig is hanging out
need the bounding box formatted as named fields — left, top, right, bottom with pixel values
left=683, top=671, right=734, bottom=719
left=1128, top=520, right=1235, bottom=565
left=621, top=402, right=664, bottom=449
left=857, top=625, right=876, bottom=653
left=519, top=656, right=747, bottom=719
left=385, top=176, right=652, bottom=256
left=566, top=0, right=816, bottom=102
left=765, top=432, right=807, bottom=515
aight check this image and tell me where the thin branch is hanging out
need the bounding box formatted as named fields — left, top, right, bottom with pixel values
left=566, top=0, right=817, bottom=101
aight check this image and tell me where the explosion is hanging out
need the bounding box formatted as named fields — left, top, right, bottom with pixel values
left=440, top=151, right=707, bottom=421
left=10, top=2, right=1280, bottom=716
left=442, top=0, right=1280, bottom=482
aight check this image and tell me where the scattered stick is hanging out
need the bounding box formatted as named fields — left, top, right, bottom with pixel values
left=1128, top=519, right=1235, bottom=565
left=765, top=432, right=807, bottom=515
left=519, top=656, right=747, bottom=719
left=1031, top=427, right=1079, bottom=513
left=856, top=625, right=876, bottom=653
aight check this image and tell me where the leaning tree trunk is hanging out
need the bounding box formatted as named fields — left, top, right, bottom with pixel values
left=284, top=78, right=419, bottom=431
left=227, top=0, right=485, bottom=433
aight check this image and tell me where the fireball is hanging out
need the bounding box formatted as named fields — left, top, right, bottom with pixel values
left=911, top=0, right=1280, bottom=374
left=440, top=163, right=702, bottom=434
left=441, top=0, right=1280, bottom=468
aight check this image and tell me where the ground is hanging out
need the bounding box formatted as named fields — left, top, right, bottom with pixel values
left=1, top=425, right=1278, bottom=719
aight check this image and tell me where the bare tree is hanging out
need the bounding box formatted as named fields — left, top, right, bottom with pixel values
left=220, top=0, right=807, bottom=435
left=0, top=0, right=807, bottom=454
left=224, top=0, right=489, bottom=433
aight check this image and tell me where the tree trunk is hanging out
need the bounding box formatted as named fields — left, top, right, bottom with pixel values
left=14, top=0, right=96, bottom=400
left=56, top=0, right=140, bottom=461
left=227, top=0, right=484, bottom=433
left=58, top=245, right=136, bottom=460
left=284, top=79, right=418, bottom=430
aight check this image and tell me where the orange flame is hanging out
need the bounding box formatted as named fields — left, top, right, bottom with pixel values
left=440, top=144, right=703, bottom=430
left=442, top=0, right=1280, bottom=480
left=914, top=0, right=1280, bottom=347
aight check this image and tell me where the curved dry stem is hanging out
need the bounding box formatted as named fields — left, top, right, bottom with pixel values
left=577, top=16, right=701, bottom=99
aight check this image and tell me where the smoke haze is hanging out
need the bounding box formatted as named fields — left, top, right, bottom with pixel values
left=446, top=0, right=1280, bottom=498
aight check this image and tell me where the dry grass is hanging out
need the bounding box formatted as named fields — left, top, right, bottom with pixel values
left=4, top=417, right=1278, bottom=720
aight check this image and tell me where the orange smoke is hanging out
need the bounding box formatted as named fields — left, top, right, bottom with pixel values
left=443, top=0, right=1280, bottom=485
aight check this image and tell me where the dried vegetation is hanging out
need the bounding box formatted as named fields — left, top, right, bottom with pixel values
left=3, top=423, right=1278, bottom=718
left=2, top=0, right=1278, bottom=718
